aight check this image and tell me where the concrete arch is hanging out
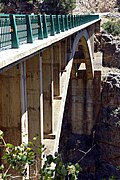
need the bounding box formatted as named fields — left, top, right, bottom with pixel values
left=70, top=29, right=94, bottom=79
left=69, top=29, right=95, bottom=135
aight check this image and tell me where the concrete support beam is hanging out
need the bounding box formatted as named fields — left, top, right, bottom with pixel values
left=21, top=62, right=28, bottom=144
left=93, top=71, right=101, bottom=124
left=42, top=47, right=54, bottom=135
left=53, top=42, right=61, bottom=97
left=71, top=65, right=86, bottom=134
left=21, top=61, right=29, bottom=177
left=61, top=40, right=67, bottom=70
left=77, top=70, right=86, bottom=134
left=67, top=37, right=72, bottom=62
left=86, top=79, right=94, bottom=135
left=26, top=54, right=43, bottom=145
left=39, top=52, right=44, bottom=144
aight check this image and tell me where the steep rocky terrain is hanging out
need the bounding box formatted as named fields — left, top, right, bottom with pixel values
left=0, top=0, right=118, bottom=14
left=74, top=0, right=117, bottom=14
left=94, top=33, right=120, bottom=178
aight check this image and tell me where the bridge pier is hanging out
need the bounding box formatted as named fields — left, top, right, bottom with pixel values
left=61, top=39, right=67, bottom=70
left=53, top=42, right=61, bottom=97
left=71, top=67, right=86, bottom=134
left=21, top=62, right=28, bottom=145
left=86, top=79, right=94, bottom=135
left=67, top=37, right=72, bottom=62
left=26, top=54, right=43, bottom=145
left=42, top=47, right=54, bottom=136
left=70, top=50, right=102, bottom=136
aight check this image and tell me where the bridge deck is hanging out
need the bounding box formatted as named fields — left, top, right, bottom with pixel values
left=0, top=18, right=100, bottom=71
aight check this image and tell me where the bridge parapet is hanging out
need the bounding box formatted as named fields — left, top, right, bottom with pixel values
left=0, top=14, right=99, bottom=50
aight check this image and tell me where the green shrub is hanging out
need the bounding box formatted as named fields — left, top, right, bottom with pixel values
left=0, top=130, right=81, bottom=179
left=102, top=20, right=120, bottom=36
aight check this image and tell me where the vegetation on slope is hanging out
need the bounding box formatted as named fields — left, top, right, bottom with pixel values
left=102, top=19, right=120, bottom=36
left=0, top=0, right=76, bottom=14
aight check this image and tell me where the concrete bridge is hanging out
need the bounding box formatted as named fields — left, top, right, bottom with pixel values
left=0, top=14, right=102, bottom=158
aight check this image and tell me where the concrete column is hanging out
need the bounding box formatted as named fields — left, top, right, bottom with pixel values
left=67, top=36, right=72, bottom=62
left=21, top=61, right=29, bottom=178
left=39, top=52, right=44, bottom=144
left=42, top=47, right=54, bottom=135
left=93, top=71, right=101, bottom=124
left=67, top=36, right=72, bottom=52
left=86, top=79, right=94, bottom=135
left=77, top=70, right=86, bottom=134
left=53, top=42, right=61, bottom=97
left=71, top=65, right=86, bottom=134
left=21, top=61, right=28, bottom=144
left=26, top=54, right=43, bottom=145
left=61, top=40, right=67, bottom=70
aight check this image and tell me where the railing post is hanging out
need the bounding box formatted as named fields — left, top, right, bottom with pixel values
left=42, top=14, right=48, bottom=38
left=61, top=15, right=65, bottom=32
left=78, top=15, right=80, bottom=25
left=38, top=14, right=43, bottom=40
left=10, top=14, right=19, bottom=48
left=76, top=15, right=79, bottom=26
left=65, top=15, right=68, bottom=30
left=26, top=15, right=33, bottom=43
left=71, top=15, right=74, bottom=28
left=76, top=15, right=78, bottom=26
left=50, top=15, right=55, bottom=36
left=56, top=15, right=60, bottom=34
left=74, top=15, right=77, bottom=27
left=68, top=15, right=71, bottom=29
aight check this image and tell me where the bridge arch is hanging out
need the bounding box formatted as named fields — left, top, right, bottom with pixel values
left=71, top=29, right=94, bottom=80
left=67, top=29, right=95, bottom=135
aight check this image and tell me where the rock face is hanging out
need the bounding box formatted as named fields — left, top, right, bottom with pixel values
left=95, top=29, right=120, bottom=177
left=101, top=33, right=120, bottom=68
left=74, top=0, right=117, bottom=14
left=96, top=73, right=120, bottom=165
left=95, top=32, right=120, bottom=68
left=0, top=0, right=118, bottom=14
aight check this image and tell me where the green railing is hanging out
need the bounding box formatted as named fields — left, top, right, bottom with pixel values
left=0, top=14, right=99, bottom=50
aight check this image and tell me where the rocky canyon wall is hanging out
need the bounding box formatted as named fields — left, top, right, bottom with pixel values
left=74, top=0, right=117, bottom=14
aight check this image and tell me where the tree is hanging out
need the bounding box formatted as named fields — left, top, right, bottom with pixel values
left=40, top=0, right=76, bottom=14
left=60, top=0, right=76, bottom=14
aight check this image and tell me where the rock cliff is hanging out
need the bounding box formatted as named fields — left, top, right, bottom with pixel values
left=94, top=28, right=120, bottom=178
left=74, top=0, right=117, bottom=14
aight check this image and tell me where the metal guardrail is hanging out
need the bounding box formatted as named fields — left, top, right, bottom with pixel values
left=0, top=14, right=99, bottom=50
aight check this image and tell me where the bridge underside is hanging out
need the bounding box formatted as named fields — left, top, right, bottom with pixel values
left=0, top=23, right=102, bottom=159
